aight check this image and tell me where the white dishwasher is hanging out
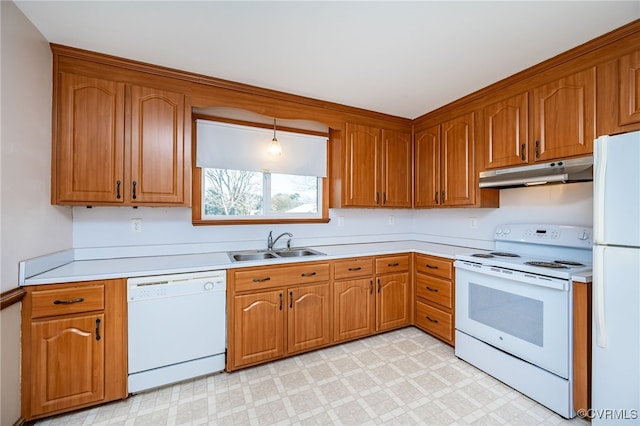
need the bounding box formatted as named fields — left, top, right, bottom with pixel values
left=127, top=270, right=226, bottom=393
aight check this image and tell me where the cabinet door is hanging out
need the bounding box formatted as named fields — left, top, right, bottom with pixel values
left=233, top=291, right=284, bottom=367
left=344, top=123, right=380, bottom=206
left=441, top=113, right=475, bottom=206
left=619, top=50, right=640, bottom=125
left=287, top=283, right=330, bottom=354
left=484, top=92, right=529, bottom=169
left=333, top=278, right=374, bottom=342
left=414, top=126, right=441, bottom=207
left=533, top=68, right=595, bottom=161
left=376, top=273, right=410, bottom=331
left=128, top=85, right=187, bottom=204
left=30, top=314, right=105, bottom=416
left=381, top=129, right=412, bottom=207
left=56, top=73, right=125, bottom=204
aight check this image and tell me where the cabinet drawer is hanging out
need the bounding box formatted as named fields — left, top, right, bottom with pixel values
left=30, top=285, right=105, bottom=319
left=234, top=263, right=330, bottom=293
left=375, top=254, right=409, bottom=274
left=415, top=301, right=453, bottom=343
left=415, top=274, right=452, bottom=309
left=415, top=254, right=453, bottom=280
left=334, top=257, right=373, bottom=280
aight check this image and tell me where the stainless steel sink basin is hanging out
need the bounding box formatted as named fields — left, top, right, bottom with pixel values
left=231, top=251, right=278, bottom=262
left=274, top=248, right=323, bottom=258
left=228, top=247, right=325, bottom=262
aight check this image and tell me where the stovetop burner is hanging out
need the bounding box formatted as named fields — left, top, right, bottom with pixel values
left=471, top=253, right=495, bottom=258
left=490, top=252, right=521, bottom=258
left=554, top=260, right=585, bottom=267
left=525, top=261, right=569, bottom=269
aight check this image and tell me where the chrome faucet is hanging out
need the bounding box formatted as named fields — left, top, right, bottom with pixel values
left=267, top=231, right=293, bottom=251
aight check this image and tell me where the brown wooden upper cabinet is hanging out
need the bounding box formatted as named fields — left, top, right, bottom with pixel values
left=483, top=92, right=529, bottom=169
left=342, top=122, right=412, bottom=208
left=53, top=72, right=190, bottom=206
left=532, top=67, right=596, bottom=163
left=619, top=50, right=640, bottom=126
left=484, top=68, right=595, bottom=170
left=415, top=112, right=476, bottom=207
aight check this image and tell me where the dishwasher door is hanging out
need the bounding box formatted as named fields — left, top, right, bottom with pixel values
left=127, top=271, right=226, bottom=393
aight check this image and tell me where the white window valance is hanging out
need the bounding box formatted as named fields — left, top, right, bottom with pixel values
left=196, top=119, right=328, bottom=177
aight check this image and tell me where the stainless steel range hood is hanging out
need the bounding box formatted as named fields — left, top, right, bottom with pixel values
left=479, top=156, right=593, bottom=189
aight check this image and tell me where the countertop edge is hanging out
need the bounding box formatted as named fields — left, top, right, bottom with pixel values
left=22, top=241, right=487, bottom=286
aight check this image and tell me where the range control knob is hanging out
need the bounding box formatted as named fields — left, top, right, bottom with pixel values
left=204, top=281, right=214, bottom=291
left=579, top=230, right=590, bottom=241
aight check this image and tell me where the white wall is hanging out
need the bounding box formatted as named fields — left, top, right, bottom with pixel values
left=0, top=2, right=73, bottom=424
left=72, top=182, right=593, bottom=258
left=412, top=182, right=593, bottom=244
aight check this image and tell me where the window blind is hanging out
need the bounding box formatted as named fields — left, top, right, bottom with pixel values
left=196, top=119, right=328, bottom=177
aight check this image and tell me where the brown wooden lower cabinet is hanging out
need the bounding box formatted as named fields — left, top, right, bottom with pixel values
left=333, top=277, right=375, bottom=342
left=227, top=262, right=331, bottom=371
left=413, top=253, right=455, bottom=346
left=573, top=280, right=592, bottom=414
left=21, top=279, right=127, bottom=421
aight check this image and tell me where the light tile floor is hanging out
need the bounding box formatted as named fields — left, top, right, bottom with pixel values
left=37, top=327, right=590, bottom=425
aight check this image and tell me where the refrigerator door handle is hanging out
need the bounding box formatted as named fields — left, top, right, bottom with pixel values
left=594, top=136, right=608, bottom=243
left=594, top=245, right=607, bottom=348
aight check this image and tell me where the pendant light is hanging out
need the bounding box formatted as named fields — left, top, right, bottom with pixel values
left=267, top=118, right=282, bottom=156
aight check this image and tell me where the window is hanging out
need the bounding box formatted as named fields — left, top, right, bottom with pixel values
left=202, top=168, right=321, bottom=219
left=192, top=117, right=330, bottom=225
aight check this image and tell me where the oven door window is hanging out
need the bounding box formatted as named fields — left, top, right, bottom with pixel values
left=455, top=267, right=570, bottom=379
left=469, top=283, right=543, bottom=347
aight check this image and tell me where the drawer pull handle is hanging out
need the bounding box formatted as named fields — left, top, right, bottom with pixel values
left=53, top=297, right=84, bottom=305
left=370, top=280, right=373, bottom=294
left=301, top=272, right=317, bottom=277
left=426, top=286, right=439, bottom=292
left=279, top=293, right=283, bottom=311
left=377, top=279, right=381, bottom=293
left=252, top=277, right=271, bottom=283
left=95, top=318, right=101, bottom=341
left=289, top=291, right=293, bottom=309
left=348, top=267, right=362, bottom=271
left=426, top=316, right=439, bottom=324
left=388, top=262, right=400, bottom=267
left=426, top=264, right=438, bottom=269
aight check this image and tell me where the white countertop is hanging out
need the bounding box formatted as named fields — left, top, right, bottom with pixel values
left=23, top=240, right=485, bottom=285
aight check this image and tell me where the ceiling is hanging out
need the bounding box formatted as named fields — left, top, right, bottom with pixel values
left=15, top=1, right=640, bottom=119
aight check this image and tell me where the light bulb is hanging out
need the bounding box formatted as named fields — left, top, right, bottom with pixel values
left=268, top=137, right=282, bottom=156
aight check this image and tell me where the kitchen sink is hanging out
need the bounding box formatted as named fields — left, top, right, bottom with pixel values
left=274, top=248, right=324, bottom=258
left=228, top=247, right=325, bottom=262
left=231, top=252, right=279, bottom=262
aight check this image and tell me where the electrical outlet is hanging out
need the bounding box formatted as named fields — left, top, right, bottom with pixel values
left=388, top=215, right=395, bottom=225
left=131, top=218, right=142, bottom=232
left=469, top=218, right=477, bottom=229
left=337, top=216, right=345, bottom=227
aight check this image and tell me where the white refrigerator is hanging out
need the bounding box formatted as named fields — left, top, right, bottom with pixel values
left=592, top=130, right=640, bottom=425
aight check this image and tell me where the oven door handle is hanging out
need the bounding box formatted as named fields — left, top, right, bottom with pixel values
left=454, top=260, right=567, bottom=291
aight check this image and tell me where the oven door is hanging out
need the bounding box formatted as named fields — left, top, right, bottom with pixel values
left=455, top=261, right=571, bottom=379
